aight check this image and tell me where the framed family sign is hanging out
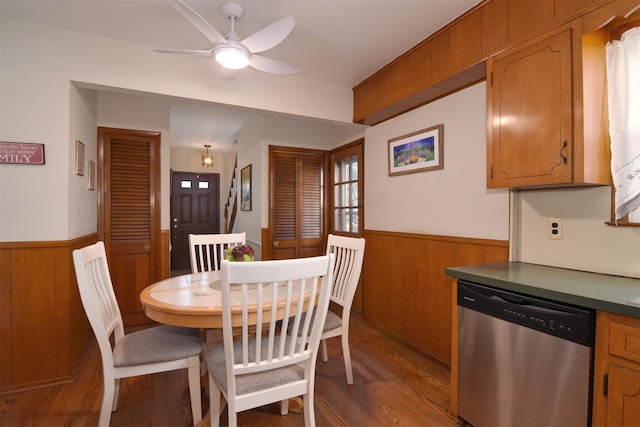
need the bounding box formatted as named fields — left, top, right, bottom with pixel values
left=388, top=124, right=443, bottom=176
left=0, top=141, right=45, bottom=165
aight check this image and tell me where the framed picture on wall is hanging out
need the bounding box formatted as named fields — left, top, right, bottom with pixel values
left=88, top=160, right=96, bottom=190
left=388, top=124, right=443, bottom=176
left=75, top=140, right=85, bottom=176
left=241, top=164, right=252, bottom=211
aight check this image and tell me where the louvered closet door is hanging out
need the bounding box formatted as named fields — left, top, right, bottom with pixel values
left=99, top=127, right=161, bottom=327
left=269, top=147, right=327, bottom=260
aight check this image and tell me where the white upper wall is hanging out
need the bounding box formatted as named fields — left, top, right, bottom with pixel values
left=68, top=86, right=99, bottom=238
left=235, top=114, right=266, bottom=257
left=0, top=17, right=355, bottom=241
left=365, top=82, right=510, bottom=240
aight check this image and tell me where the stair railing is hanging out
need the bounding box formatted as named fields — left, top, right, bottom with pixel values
left=224, top=157, right=238, bottom=233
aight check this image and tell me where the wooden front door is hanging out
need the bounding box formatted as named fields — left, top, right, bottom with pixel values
left=98, top=127, right=161, bottom=327
left=268, top=146, right=327, bottom=260
left=170, top=171, right=220, bottom=271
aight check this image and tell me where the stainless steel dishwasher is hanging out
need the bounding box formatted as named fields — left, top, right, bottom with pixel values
left=457, top=280, right=595, bottom=427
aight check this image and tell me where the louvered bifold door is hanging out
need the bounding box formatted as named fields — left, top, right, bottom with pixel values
left=99, top=127, right=161, bottom=326
left=269, top=147, right=327, bottom=260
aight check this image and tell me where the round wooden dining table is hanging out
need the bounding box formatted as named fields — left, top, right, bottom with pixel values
left=140, top=270, right=311, bottom=329
left=140, top=271, right=227, bottom=329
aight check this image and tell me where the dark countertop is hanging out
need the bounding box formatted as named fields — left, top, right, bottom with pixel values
left=446, top=261, right=640, bottom=318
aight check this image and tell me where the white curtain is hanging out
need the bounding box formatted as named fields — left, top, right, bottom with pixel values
left=606, top=27, right=640, bottom=220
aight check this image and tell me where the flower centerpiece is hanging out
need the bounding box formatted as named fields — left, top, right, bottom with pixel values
left=225, top=243, right=254, bottom=262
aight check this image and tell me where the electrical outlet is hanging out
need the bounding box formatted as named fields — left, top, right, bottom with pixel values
left=548, top=217, right=563, bottom=240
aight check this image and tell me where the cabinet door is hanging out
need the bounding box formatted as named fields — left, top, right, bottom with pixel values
left=606, top=363, right=640, bottom=426
left=487, top=29, right=573, bottom=188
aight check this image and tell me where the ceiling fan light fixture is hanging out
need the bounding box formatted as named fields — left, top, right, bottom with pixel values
left=215, top=46, right=249, bottom=70
left=201, top=144, right=214, bottom=167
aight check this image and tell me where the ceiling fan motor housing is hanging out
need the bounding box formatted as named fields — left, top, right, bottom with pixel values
left=221, top=2, right=245, bottom=21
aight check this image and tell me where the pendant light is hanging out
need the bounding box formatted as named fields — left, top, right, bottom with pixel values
left=201, top=144, right=214, bottom=167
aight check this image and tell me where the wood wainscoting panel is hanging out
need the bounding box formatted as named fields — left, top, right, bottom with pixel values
left=0, top=235, right=97, bottom=394
left=160, top=230, right=170, bottom=279
left=362, top=230, right=509, bottom=365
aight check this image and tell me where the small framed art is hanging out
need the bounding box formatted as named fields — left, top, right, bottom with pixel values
left=388, top=124, right=443, bottom=176
left=88, top=160, right=96, bottom=190
left=241, top=164, right=252, bottom=211
left=75, top=140, right=85, bottom=176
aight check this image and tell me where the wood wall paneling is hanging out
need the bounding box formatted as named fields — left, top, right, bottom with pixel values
left=362, top=230, right=509, bottom=365
left=0, top=247, right=13, bottom=389
left=0, top=235, right=96, bottom=394
left=13, top=247, right=59, bottom=386
left=414, top=239, right=457, bottom=363
left=160, top=230, right=170, bottom=279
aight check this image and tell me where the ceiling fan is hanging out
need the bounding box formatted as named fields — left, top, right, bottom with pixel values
left=155, top=0, right=300, bottom=75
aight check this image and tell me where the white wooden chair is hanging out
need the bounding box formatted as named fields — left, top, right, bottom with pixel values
left=320, top=234, right=365, bottom=385
left=72, top=241, right=202, bottom=427
left=202, top=254, right=335, bottom=427
left=189, top=232, right=246, bottom=273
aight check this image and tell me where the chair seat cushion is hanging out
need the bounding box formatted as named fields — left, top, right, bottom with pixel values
left=323, top=310, right=342, bottom=331
left=113, top=325, right=202, bottom=367
left=287, top=310, right=342, bottom=336
left=203, top=336, right=304, bottom=396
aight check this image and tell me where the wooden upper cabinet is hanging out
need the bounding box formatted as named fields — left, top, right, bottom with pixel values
left=507, top=0, right=555, bottom=42
left=450, top=9, right=482, bottom=72
left=555, top=0, right=614, bottom=22
left=352, top=0, right=630, bottom=125
left=430, top=29, right=451, bottom=82
left=487, top=20, right=613, bottom=189
left=406, top=42, right=432, bottom=94
left=487, top=27, right=573, bottom=188
left=482, top=0, right=509, bottom=55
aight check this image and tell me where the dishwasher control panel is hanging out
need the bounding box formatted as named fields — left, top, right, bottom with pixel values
left=458, top=280, right=595, bottom=346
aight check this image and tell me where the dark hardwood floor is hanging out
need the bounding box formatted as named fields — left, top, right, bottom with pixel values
left=0, top=314, right=459, bottom=426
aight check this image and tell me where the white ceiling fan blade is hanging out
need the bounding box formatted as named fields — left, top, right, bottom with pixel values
left=154, top=48, right=213, bottom=56
left=249, top=54, right=301, bottom=75
left=170, top=0, right=227, bottom=46
left=242, top=16, right=295, bottom=53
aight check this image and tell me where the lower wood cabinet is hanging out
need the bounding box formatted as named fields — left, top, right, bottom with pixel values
left=592, top=311, right=640, bottom=426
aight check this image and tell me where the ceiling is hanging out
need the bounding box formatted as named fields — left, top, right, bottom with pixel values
left=0, top=0, right=483, bottom=149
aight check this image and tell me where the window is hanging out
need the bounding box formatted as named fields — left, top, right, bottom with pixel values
left=330, top=140, right=363, bottom=234
left=606, top=23, right=640, bottom=226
